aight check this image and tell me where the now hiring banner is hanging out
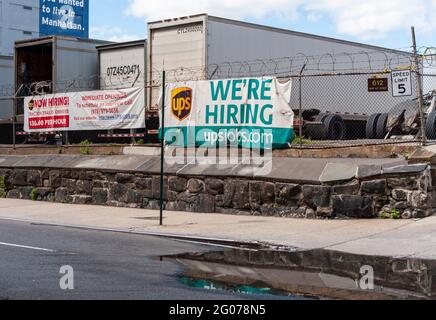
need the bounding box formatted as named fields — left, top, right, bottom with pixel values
left=162, top=77, right=294, bottom=149
left=24, top=87, right=145, bottom=132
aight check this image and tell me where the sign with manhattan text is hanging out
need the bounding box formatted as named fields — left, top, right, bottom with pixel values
left=39, top=0, right=89, bottom=38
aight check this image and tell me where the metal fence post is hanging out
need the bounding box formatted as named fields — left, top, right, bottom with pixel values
left=411, top=26, right=427, bottom=146
left=299, top=64, right=307, bottom=150
left=159, top=71, right=166, bottom=226
left=12, top=97, right=16, bottom=150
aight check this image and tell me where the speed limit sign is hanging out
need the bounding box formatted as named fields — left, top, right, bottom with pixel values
left=391, top=70, right=412, bottom=97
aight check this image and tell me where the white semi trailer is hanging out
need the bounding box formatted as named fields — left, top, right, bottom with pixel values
left=97, top=40, right=151, bottom=142
left=147, top=14, right=416, bottom=141
left=98, top=40, right=146, bottom=90
left=13, top=36, right=111, bottom=144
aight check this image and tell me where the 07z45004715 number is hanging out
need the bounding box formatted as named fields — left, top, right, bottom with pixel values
left=107, top=65, right=140, bottom=77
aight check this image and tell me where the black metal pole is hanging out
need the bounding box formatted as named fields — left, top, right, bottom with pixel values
left=299, top=63, right=307, bottom=151
left=159, top=71, right=166, bottom=226
left=12, top=97, right=16, bottom=150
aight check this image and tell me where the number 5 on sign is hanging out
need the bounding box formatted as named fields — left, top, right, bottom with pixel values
left=391, top=70, right=412, bottom=97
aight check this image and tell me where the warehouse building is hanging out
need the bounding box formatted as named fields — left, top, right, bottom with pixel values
left=0, top=0, right=39, bottom=56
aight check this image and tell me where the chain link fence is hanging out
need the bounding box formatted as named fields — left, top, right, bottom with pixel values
left=0, top=49, right=435, bottom=148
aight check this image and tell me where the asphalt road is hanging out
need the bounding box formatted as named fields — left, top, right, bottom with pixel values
left=0, top=219, right=272, bottom=300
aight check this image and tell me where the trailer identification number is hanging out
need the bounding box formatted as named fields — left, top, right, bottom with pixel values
left=391, top=70, right=412, bottom=97
left=107, top=65, right=140, bottom=78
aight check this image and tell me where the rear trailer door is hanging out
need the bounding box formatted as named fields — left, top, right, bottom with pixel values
left=149, top=22, right=205, bottom=110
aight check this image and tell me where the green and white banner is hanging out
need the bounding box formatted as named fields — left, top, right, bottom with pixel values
left=162, top=77, right=294, bottom=148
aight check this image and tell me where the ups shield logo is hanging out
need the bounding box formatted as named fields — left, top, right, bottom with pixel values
left=171, top=87, right=192, bottom=121
left=28, top=99, right=35, bottom=111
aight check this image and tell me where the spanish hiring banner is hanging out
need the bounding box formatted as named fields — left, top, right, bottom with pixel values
left=162, top=77, right=294, bottom=148
left=24, top=87, right=145, bottom=132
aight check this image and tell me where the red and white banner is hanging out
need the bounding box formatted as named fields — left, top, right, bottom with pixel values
left=24, top=87, right=145, bottom=132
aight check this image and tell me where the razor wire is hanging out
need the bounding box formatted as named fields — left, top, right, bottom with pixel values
left=0, top=49, right=424, bottom=98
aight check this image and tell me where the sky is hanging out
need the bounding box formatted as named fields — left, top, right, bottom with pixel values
left=89, top=0, right=436, bottom=51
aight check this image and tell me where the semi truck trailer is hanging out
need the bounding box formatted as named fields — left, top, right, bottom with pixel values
left=147, top=14, right=416, bottom=141
left=13, top=35, right=111, bottom=143
left=97, top=40, right=151, bottom=143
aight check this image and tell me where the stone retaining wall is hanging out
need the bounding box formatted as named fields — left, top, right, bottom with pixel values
left=0, top=164, right=434, bottom=219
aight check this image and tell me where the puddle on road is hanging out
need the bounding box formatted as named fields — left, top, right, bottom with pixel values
left=161, top=249, right=436, bottom=300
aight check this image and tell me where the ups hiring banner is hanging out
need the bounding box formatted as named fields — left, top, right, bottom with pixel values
left=162, top=77, right=294, bottom=148
left=24, top=87, right=145, bottom=132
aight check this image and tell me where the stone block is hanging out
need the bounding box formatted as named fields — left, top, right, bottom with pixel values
left=332, top=195, right=375, bottom=218
left=62, top=179, right=77, bottom=193
left=392, top=189, right=412, bottom=202
left=78, top=171, right=95, bottom=181
left=17, top=187, right=33, bottom=200
left=384, top=164, right=428, bottom=175
left=276, top=183, right=302, bottom=207
left=187, top=179, right=205, bottom=194
left=109, top=183, right=128, bottom=203
left=76, top=180, right=93, bottom=195
left=319, top=163, right=357, bottom=183
left=332, top=181, right=360, bottom=195
left=116, top=173, right=135, bottom=184
left=409, top=191, right=431, bottom=209
left=357, top=165, right=383, bottom=179
left=168, top=176, right=188, bottom=193
left=48, top=170, right=62, bottom=188
left=7, top=190, right=20, bottom=199
left=55, top=188, right=69, bottom=203
left=302, top=185, right=331, bottom=208
left=152, top=176, right=168, bottom=199
left=92, top=188, right=108, bottom=205
left=205, top=178, right=224, bottom=195
left=231, top=180, right=250, bottom=210
left=12, top=170, right=28, bottom=186
left=387, top=177, right=418, bottom=190
left=250, top=181, right=276, bottom=207
left=70, top=195, right=93, bottom=205
left=317, top=207, right=334, bottom=218
left=360, top=179, right=387, bottom=195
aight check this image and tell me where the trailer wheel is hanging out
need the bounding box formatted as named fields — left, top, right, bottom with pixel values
left=426, top=111, right=436, bottom=140
left=366, top=113, right=381, bottom=139
left=324, top=115, right=346, bottom=140
left=376, top=113, right=389, bottom=139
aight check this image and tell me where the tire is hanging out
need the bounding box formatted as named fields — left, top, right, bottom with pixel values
left=324, top=115, right=346, bottom=140
left=426, top=111, right=436, bottom=140
left=307, top=114, right=329, bottom=140
left=376, top=113, right=389, bottom=139
left=366, top=113, right=381, bottom=139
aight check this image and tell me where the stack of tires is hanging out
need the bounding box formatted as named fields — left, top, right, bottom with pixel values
left=366, top=113, right=388, bottom=140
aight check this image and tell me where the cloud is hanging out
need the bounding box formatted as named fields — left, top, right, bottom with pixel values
left=90, top=26, right=142, bottom=42
left=304, top=0, right=432, bottom=40
left=125, top=0, right=304, bottom=22
left=125, top=0, right=436, bottom=41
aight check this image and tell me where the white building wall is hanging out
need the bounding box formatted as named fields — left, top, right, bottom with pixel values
left=0, top=0, right=39, bottom=56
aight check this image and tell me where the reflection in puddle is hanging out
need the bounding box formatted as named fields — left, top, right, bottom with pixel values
left=163, top=249, right=436, bottom=300
left=178, top=276, right=314, bottom=299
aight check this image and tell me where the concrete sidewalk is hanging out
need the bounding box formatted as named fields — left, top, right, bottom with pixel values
left=1, top=199, right=436, bottom=259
